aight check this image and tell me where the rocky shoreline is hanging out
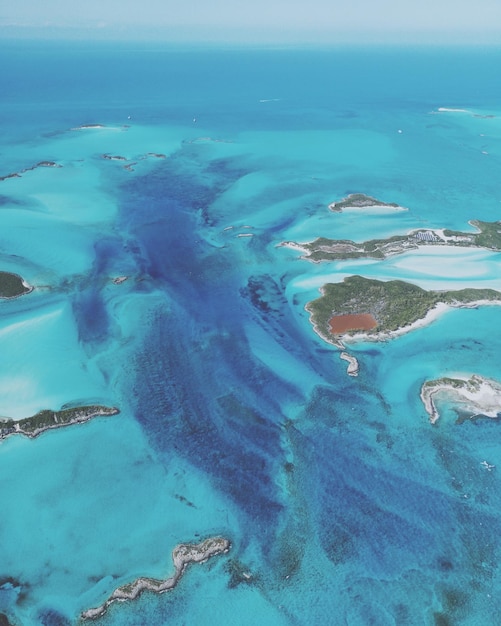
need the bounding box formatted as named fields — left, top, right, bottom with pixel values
left=81, top=537, right=230, bottom=620
left=420, top=374, right=501, bottom=424
left=305, top=306, right=359, bottom=376
left=0, top=405, right=119, bottom=442
left=305, top=278, right=501, bottom=377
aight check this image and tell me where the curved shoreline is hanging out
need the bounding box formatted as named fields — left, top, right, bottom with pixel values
left=306, top=298, right=501, bottom=377
left=306, top=274, right=501, bottom=350
left=338, top=302, right=450, bottom=345
left=338, top=300, right=501, bottom=346
left=340, top=352, right=359, bottom=376
left=81, top=537, right=230, bottom=620
left=0, top=271, right=33, bottom=299
left=305, top=304, right=359, bottom=376
left=328, top=193, right=405, bottom=213
left=420, top=374, right=501, bottom=424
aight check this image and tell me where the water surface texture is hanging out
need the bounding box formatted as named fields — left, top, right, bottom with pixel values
left=1, top=42, right=501, bottom=625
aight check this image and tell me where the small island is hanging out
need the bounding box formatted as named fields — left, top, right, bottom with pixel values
left=0, top=160, right=61, bottom=182
left=0, top=405, right=119, bottom=441
left=328, top=193, right=404, bottom=213
left=0, top=271, right=33, bottom=299
left=112, top=275, right=129, bottom=285
left=307, top=276, right=501, bottom=345
left=283, top=220, right=501, bottom=263
left=101, top=154, right=127, bottom=161
left=340, top=351, right=359, bottom=377
left=81, top=536, right=230, bottom=620
left=420, top=375, right=501, bottom=424
left=72, top=124, right=106, bottom=130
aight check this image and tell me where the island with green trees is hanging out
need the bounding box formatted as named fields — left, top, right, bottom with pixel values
left=282, top=220, right=501, bottom=262
left=327, top=193, right=405, bottom=213
left=307, top=276, right=501, bottom=345
left=0, top=405, right=119, bottom=441
left=0, top=271, right=33, bottom=299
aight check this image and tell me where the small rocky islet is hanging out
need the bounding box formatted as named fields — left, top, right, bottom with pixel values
left=0, top=271, right=33, bottom=299
left=81, top=537, right=230, bottom=620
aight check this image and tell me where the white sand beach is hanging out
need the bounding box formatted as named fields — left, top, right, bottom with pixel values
left=420, top=374, right=501, bottom=423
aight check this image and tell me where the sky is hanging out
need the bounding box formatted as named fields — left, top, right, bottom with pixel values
left=1, top=0, right=501, bottom=44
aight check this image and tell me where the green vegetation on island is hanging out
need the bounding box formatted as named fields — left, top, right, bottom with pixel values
left=444, top=219, right=501, bottom=249
left=289, top=220, right=501, bottom=263
left=328, top=193, right=401, bottom=212
left=307, top=276, right=501, bottom=342
left=0, top=405, right=119, bottom=441
left=0, top=271, right=32, bottom=298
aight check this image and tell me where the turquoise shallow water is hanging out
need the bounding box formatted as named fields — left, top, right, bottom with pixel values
left=1, top=42, right=501, bottom=625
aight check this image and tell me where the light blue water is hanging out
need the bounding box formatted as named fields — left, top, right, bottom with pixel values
left=1, top=41, right=501, bottom=625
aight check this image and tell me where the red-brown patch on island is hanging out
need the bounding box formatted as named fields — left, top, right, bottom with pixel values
left=329, top=313, right=378, bottom=334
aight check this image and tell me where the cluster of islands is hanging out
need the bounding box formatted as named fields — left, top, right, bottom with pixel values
left=0, top=122, right=168, bottom=182
left=282, top=194, right=501, bottom=425
left=0, top=160, right=61, bottom=182
left=282, top=193, right=501, bottom=343
left=2, top=157, right=499, bottom=618
left=0, top=138, right=232, bottom=623
left=284, top=194, right=501, bottom=263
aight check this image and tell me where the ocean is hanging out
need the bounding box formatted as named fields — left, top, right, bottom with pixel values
left=1, top=40, right=501, bottom=625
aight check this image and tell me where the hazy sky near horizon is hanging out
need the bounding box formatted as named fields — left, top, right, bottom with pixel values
left=2, top=0, right=501, bottom=43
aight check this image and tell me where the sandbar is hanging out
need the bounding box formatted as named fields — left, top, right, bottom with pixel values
left=339, top=351, right=359, bottom=377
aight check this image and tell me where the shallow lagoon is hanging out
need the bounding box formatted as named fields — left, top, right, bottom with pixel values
left=1, top=42, right=501, bottom=625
